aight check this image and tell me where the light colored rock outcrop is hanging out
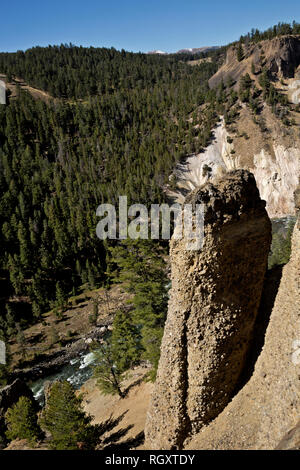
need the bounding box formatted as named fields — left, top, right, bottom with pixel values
left=185, top=188, right=300, bottom=450
left=190, top=35, right=300, bottom=218
left=169, top=115, right=300, bottom=218
left=288, top=79, right=300, bottom=104
left=252, top=145, right=300, bottom=217
left=167, top=118, right=235, bottom=204
left=145, top=170, right=271, bottom=450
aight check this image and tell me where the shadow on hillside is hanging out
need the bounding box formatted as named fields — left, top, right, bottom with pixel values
left=101, top=431, right=145, bottom=451
left=234, top=264, right=283, bottom=394
left=123, top=376, right=145, bottom=397
left=96, top=410, right=145, bottom=450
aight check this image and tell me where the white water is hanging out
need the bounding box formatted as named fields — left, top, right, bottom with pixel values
left=30, top=351, right=98, bottom=405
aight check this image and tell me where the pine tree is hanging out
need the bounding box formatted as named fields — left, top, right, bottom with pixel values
left=93, top=340, right=125, bottom=397
left=237, top=42, right=244, bottom=62
left=55, top=281, right=67, bottom=313
left=111, top=309, right=142, bottom=372
left=5, top=306, right=16, bottom=338
left=16, top=324, right=27, bottom=359
left=88, top=299, right=99, bottom=326
left=86, top=260, right=96, bottom=289
left=40, top=380, right=99, bottom=450
left=5, top=396, right=41, bottom=445
left=268, top=220, right=295, bottom=268
left=0, top=364, right=9, bottom=387
left=49, top=326, right=59, bottom=346
left=108, top=239, right=169, bottom=379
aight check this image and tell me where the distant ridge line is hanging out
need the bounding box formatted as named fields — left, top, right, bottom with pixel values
left=147, top=46, right=220, bottom=55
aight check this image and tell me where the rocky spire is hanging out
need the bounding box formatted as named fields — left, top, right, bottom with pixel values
left=145, top=170, right=272, bottom=449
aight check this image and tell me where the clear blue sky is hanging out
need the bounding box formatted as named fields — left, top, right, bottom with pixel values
left=0, top=0, right=299, bottom=53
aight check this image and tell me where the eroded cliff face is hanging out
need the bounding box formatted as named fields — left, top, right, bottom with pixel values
left=145, top=170, right=271, bottom=450
left=169, top=114, right=300, bottom=218
left=169, top=36, right=300, bottom=218
left=252, top=144, right=300, bottom=216
left=185, top=188, right=300, bottom=450
left=209, top=36, right=300, bottom=89
left=167, top=119, right=235, bottom=203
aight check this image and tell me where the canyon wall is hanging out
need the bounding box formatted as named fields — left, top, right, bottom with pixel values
left=169, top=36, right=300, bottom=218
left=169, top=116, right=300, bottom=218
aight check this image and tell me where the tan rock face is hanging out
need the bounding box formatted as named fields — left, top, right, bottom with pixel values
left=169, top=112, right=300, bottom=218
left=203, top=35, right=300, bottom=218
left=185, top=190, right=300, bottom=450
left=276, top=421, right=300, bottom=450
left=145, top=170, right=271, bottom=450
left=209, top=36, right=300, bottom=90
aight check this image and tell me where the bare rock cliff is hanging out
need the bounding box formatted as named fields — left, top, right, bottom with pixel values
left=202, top=35, right=300, bottom=218
left=145, top=170, right=271, bottom=449
left=209, top=35, right=300, bottom=89
left=185, top=186, right=300, bottom=450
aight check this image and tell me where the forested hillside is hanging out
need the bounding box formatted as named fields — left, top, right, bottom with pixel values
left=0, top=46, right=221, bottom=340
left=0, top=18, right=299, bottom=450
left=237, top=20, right=300, bottom=44
left=0, top=45, right=222, bottom=99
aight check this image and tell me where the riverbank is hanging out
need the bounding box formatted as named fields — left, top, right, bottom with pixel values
left=8, top=285, right=131, bottom=384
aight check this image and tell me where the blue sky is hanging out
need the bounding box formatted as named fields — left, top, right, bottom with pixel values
left=0, top=0, right=300, bottom=53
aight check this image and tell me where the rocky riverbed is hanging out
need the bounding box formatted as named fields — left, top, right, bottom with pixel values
left=12, top=317, right=113, bottom=384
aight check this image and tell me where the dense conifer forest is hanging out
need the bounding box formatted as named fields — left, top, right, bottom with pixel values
left=0, top=18, right=299, bottom=448
left=0, top=46, right=222, bottom=341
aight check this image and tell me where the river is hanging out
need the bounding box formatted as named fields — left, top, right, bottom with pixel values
left=29, top=351, right=97, bottom=405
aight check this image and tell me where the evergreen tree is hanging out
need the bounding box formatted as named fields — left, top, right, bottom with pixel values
left=55, top=281, right=67, bottom=313
left=268, top=220, right=295, bottom=268
left=40, top=380, right=99, bottom=450
left=0, top=364, right=9, bottom=387
left=108, top=239, right=169, bottom=379
left=16, top=324, right=27, bottom=359
left=93, top=340, right=125, bottom=398
left=237, top=43, right=244, bottom=62
left=88, top=300, right=98, bottom=326
left=111, top=309, right=142, bottom=372
left=49, top=326, right=59, bottom=346
left=5, top=306, right=16, bottom=338
left=5, top=396, right=41, bottom=445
